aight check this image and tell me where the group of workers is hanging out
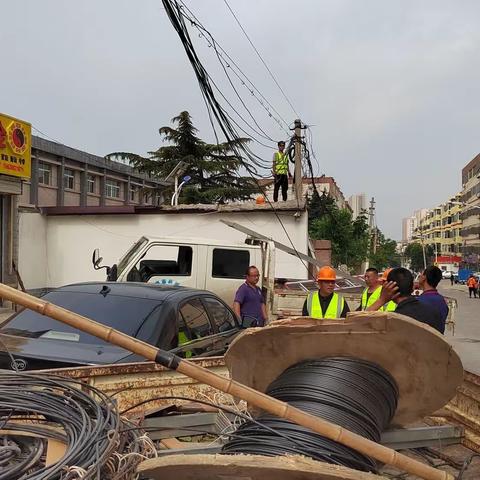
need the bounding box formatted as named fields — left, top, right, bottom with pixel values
left=233, top=264, right=448, bottom=334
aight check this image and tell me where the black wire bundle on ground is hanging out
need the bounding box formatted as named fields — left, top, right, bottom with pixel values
left=222, top=357, right=399, bottom=473
left=0, top=370, right=154, bottom=480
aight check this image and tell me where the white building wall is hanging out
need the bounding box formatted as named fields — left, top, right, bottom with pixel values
left=18, top=211, right=48, bottom=289
left=19, top=210, right=309, bottom=290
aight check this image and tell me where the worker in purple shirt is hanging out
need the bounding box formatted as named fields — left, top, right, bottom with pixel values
left=418, top=266, right=449, bottom=333
left=233, top=266, right=267, bottom=327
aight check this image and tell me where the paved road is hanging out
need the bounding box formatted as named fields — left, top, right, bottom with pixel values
left=440, top=282, right=480, bottom=375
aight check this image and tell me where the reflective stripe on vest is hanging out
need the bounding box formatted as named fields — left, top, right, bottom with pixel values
left=361, top=286, right=382, bottom=310
left=274, top=152, right=288, bottom=174
left=383, top=301, right=396, bottom=312
left=307, top=291, right=344, bottom=319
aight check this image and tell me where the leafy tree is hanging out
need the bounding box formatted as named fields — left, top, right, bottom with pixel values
left=369, top=229, right=400, bottom=270
left=308, top=192, right=369, bottom=271
left=106, top=111, right=258, bottom=204
left=404, top=242, right=434, bottom=272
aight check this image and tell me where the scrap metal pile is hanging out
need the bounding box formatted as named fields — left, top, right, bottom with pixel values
left=0, top=370, right=156, bottom=480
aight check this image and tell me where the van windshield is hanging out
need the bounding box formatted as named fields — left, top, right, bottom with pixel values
left=118, top=237, right=149, bottom=272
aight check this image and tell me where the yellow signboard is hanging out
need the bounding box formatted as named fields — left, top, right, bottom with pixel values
left=0, top=113, right=31, bottom=179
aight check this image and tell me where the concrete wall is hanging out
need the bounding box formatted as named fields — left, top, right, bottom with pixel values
left=19, top=210, right=309, bottom=289
left=18, top=211, right=48, bottom=289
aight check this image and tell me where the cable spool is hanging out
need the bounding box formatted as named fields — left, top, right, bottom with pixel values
left=222, top=357, right=398, bottom=472
left=225, top=314, right=463, bottom=426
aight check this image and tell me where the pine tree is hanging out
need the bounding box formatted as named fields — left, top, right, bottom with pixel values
left=106, top=111, right=258, bottom=204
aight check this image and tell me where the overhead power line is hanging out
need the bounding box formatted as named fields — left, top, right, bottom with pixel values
left=222, top=0, right=301, bottom=119
left=178, top=1, right=290, bottom=137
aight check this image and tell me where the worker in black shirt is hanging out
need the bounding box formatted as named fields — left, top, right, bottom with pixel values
left=368, top=267, right=444, bottom=334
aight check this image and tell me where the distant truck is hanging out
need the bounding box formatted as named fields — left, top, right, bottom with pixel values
left=456, top=268, right=473, bottom=284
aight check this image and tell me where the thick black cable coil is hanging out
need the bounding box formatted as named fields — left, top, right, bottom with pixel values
left=222, top=357, right=399, bottom=472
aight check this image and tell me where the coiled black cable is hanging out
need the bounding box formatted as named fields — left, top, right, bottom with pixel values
left=0, top=370, right=153, bottom=480
left=222, top=357, right=399, bottom=473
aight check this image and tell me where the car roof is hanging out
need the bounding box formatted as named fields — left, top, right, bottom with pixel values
left=57, top=282, right=218, bottom=301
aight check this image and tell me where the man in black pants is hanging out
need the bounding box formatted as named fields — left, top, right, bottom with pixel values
left=272, top=141, right=290, bottom=202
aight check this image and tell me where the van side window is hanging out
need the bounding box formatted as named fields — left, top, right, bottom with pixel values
left=212, top=249, right=250, bottom=279
left=127, top=245, right=193, bottom=282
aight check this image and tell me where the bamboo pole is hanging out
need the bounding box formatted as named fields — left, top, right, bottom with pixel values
left=0, top=283, right=452, bottom=480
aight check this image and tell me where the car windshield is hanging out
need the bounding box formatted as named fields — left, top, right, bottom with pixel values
left=0, top=290, right=163, bottom=345
left=117, top=237, right=149, bottom=272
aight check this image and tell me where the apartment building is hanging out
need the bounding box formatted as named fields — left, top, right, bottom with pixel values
left=461, top=154, right=480, bottom=262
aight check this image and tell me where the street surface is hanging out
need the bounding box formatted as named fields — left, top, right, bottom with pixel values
left=440, top=282, right=480, bottom=375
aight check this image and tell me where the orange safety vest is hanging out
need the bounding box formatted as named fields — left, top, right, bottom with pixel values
left=467, top=278, right=478, bottom=288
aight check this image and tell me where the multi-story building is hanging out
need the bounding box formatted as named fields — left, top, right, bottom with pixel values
left=402, top=216, right=417, bottom=243
left=259, top=176, right=347, bottom=209
left=347, top=193, right=367, bottom=220
left=415, top=194, right=463, bottom=271
left=19, top=136, right=168, bottom=209
left=461, top=154, right=480, bottom=263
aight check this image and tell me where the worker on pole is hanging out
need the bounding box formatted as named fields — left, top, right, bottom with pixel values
left=358, top=267, right=382, bottom=310
left=303, top=266, right=350, bottom=318
left=272, top=140, right=290, bottom=202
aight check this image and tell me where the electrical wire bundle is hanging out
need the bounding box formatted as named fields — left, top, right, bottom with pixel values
left=222, top=357, right=399, bottom=473
left=0, top=370, right=155, bottom=480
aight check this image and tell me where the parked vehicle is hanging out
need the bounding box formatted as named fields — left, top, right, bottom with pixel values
left=92, top=235, right=263, bottom=306
left=456, top=268, right=473, bottom=284
left=92, top=228, right=366, bottom=321
left=442, top=270, right=454, bottom=279
left=0, top=282, right=243, bottom=370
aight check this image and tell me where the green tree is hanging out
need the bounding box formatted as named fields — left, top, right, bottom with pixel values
left=106, top=111, right=258, bottom=204
left=404, top=242, right=434, bottom=272
left=369, top=229, right=400, bottom=270
left=308, top=192, right=369, bottom=271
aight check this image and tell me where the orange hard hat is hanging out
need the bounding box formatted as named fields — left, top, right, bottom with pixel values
left=255, top=195, right=266, bottom=205
left=316, top=266, right=336, bottom=281
left=382, top=268, right=393, bottom=281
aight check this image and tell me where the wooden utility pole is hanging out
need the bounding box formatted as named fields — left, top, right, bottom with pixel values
left=294, top=119, right=302, bottom=206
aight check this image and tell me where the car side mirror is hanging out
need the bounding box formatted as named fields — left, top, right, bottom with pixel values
left=241, top=315, right=258, bottom=328
left=92, top=249, right=103, bottom=269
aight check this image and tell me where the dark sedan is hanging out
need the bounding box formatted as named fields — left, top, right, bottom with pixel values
left=0, top=282, right=243, bottom=371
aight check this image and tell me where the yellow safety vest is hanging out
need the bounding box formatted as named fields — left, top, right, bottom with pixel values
left=274, top=152, right=288, bottom=174
left=360, top=286, right=382, bottom=310
left=178, top=330, right=193, bottom=358
left=307, top=292, right=344, bottom=319
left=382, top=301, right=396, bottom=312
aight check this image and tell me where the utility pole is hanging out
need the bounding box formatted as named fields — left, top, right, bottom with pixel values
left=364, top=197, right=376, bottom=270
left=294, top=119, right=303, bottom=206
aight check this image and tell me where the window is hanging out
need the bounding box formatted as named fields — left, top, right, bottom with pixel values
left=63, top=168, right=75, bottom=190
left=212, top=249, right=250, bottom=279
left=38, top=162, right=52, bottom=185
left=106, top=179, right=120, bottom=198
left=1, top=290, right=162, bottom=345
left=87, top=175, right=96, bottom=194
left=203, top=297, right=236, bottom=332
left=130, top=186, right=137, bottom=202
left=179, top=298, right=213, bottom=338
left=127, top=244, right=193, bottom=282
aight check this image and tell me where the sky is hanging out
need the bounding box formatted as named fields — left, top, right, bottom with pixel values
left=2, top=0, right=479, bottom=240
